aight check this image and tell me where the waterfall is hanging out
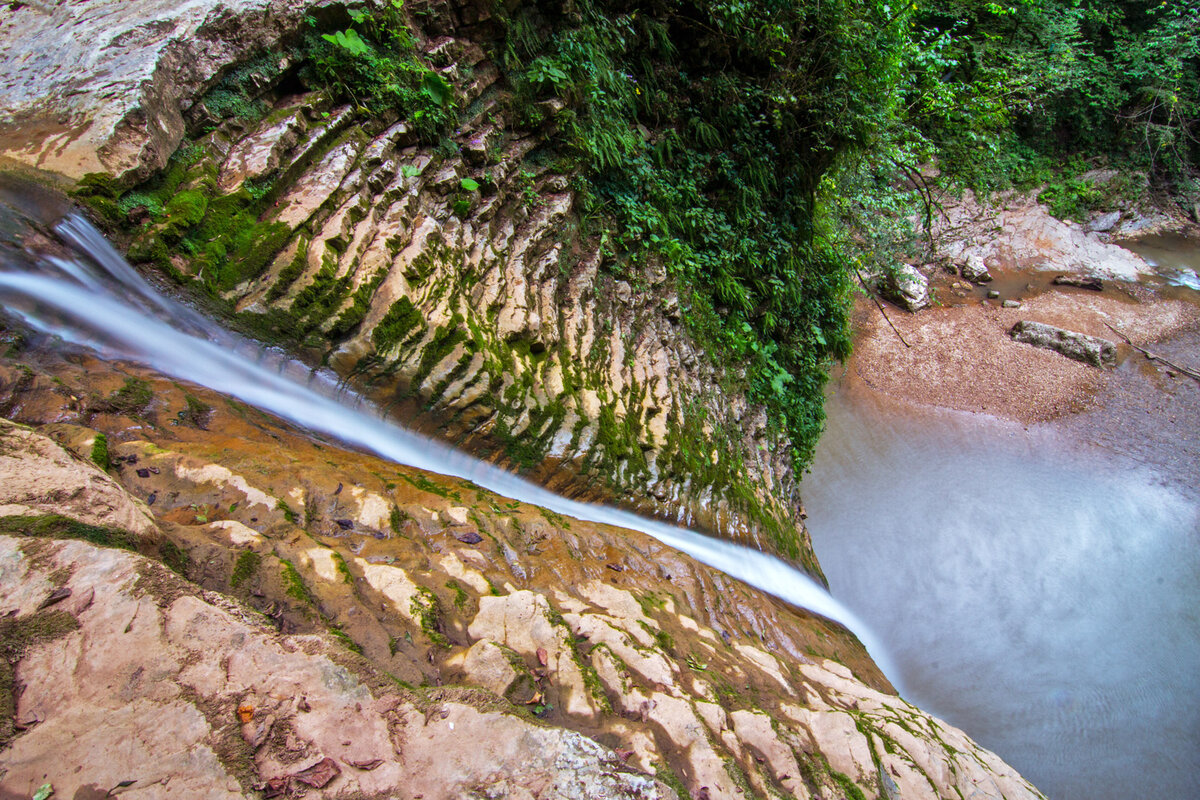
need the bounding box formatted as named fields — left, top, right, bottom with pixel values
left=0, top=208, right=901, bottom=685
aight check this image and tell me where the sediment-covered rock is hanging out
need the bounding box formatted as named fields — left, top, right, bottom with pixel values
left=1009, top=320, right=1117, bottom=368
left=0, top=355, right=1048, bottom=800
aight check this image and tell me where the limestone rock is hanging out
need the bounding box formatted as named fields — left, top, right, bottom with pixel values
left=1087, top=211, right=1122, bottom=232
left=0, top=420, right=159, bottom=540
left=461, top=639, right=521, bottom=697
left=934, top=191, right=1149, bottom=281
left=1009, top=321, right=1116, bottom=368
left=962, top=254, right=993, bottom=284
left=0, top=536, right=674, bottom=800
left=0, top=0, right=348, bottom=180
left=880, top=263, right=930, bottom=312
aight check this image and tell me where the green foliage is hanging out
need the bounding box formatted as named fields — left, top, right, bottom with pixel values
left=300, top=3, right=455, bottom=140
left=904, top=0, right=1200, bottom=188
left=497, top=0, right=903, bottom=468
left=89, top=433, right=110, bottom=471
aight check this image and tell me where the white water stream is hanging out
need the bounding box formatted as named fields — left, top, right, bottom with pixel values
left=0, top=212, right=899, bottom=682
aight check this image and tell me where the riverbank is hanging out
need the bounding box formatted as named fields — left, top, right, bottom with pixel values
left=812, top=196, right=1200, bottom=800
left=851, top=190, right=1200, bottom=429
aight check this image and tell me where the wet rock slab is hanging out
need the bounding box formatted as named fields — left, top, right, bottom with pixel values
left=1010, top=320, right=1116, bottom=368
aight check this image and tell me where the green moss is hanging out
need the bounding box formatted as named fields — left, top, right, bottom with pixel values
left=158, top=539, right=191, bottom=577
left=327, top=625, right=364, bottom=655
left=276, top=499, right=299, bottom=524
left=639, top=620, right=675, bottom=655
left=635, top=590, right=668, bottom=616
left=372, top=296, right=424, bottom=352
left=398, top=473, right=460, bottom=501
left=98, top=377, right=153, bottom=416
left=388, top=505, right=410, bottom=536
left=280, top=559, right=316, bottom=609
left=89, top=433, right=110, bottom=471
left=332, top=551, right=354, bottom=585
left=410, top=587, right=449, bottom=648
left=230, top=549, right=261, bottom=589
left=327, top=269, right=387, bottom=340
left=176, top=393, right=212, bottom=429
left=266, top=240, right=309, bottom=303
left=0, top=514, right=139, bottom=552
left=653, top=762, right=690, bottom=800
left=1, top=610, right=80, bottom=747
left=830, top=769, right=868, bottom=800
left=445, top=579, right=469, bottom=611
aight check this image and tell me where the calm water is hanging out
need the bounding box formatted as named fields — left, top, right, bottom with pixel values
left=802, top=383, right=1200, bottom=799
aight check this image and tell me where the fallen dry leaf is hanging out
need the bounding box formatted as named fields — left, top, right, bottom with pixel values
left=347, top=758, right=384, bottom=771
left=536, top=647, right=548, bottom=666
left=236, top=704, right=254, bottom=724
left=293, top=756, right=341, bottom=788
left=38, top=587, right=71, bottom=610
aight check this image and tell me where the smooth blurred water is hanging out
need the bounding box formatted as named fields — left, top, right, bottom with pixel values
left=0, top=208, right=898, bottom=681
left=802, top=385, right=1200, bottom=799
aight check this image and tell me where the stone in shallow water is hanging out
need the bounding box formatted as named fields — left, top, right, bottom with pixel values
left=962, top=254, right=993, bottom=284
left=1009, top=320, right=1116, bottom=368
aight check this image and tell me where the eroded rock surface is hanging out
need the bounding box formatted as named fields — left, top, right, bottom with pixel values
left=0, top=0, right=813, bottom=568
left=0, top=356, right=1047, bottom=800
left=0, top=0, right=345, bottom=181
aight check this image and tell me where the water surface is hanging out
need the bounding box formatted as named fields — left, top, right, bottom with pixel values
left=802, top=381, right=1200, bottom=799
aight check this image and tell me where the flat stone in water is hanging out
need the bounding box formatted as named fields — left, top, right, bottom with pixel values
left=1009, top=320, right=1116, bottom=368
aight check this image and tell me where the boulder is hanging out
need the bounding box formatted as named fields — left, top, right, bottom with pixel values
left=1087, top=211, right=1122, bottom=232
left=879, top=263, right=930, bottom=312
left=961, top=254, right=993, bottom=284
left=1009, top=321, right=1116, bottom=368
left=0, top=0, right=345, bottom=181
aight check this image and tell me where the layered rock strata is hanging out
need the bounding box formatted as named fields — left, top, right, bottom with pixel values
left=0, top=357, right=1046, bottom=800
left=0, top=0, right=813, bottom=568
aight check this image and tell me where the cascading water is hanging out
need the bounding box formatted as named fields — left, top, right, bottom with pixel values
left=0, top=203, right=900, bottom=684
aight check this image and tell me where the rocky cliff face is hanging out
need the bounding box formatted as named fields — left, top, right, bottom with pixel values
left=0, top=354, right=1046, bottom=800
left=0, top=0, right=813, bottom=570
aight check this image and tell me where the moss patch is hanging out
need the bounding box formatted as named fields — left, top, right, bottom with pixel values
left=230, top=549, right=262, bottom=589
left=0, top=514, right=140, bottom=552
left=89, top=432, right=110, bottom=471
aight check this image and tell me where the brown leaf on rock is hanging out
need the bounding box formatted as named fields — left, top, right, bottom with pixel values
left=455, top=531, right=483, bottom=545
left=293, top=756, right=341, bottom=788
left=38, top=587, right=71, bottom=609
left=236, top=704, right=254, bottom=724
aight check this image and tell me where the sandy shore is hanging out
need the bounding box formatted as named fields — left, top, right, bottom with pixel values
left=848, top=266, right=1200, bottom=424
